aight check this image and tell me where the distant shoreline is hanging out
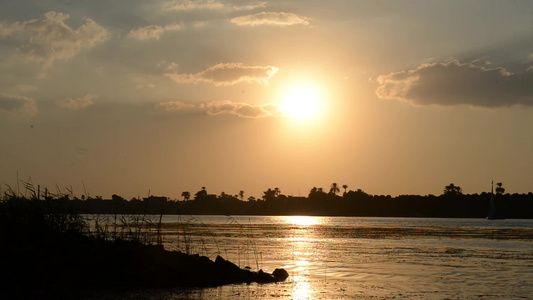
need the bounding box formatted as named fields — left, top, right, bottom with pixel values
left=62, top=192, right=532, bottom=219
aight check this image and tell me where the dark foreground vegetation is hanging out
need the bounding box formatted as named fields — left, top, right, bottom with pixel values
left=0, top=192, right=288, bottom=299
left=31, top=183, right=533, bottom=219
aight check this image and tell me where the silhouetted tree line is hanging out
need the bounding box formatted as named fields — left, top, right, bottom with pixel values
left=54, top=183, right=533, bottom=218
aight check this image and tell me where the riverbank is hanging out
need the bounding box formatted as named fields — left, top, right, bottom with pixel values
left=1, top=236, right=287, bottom=298
left=0, top=196, right=288, bottom=298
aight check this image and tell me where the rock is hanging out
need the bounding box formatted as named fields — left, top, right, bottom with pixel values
left=272, top=268, right=289, bottom=281
left=215, top=255, right=241, bottom=272
left=255, top=269, right=276, bottom=283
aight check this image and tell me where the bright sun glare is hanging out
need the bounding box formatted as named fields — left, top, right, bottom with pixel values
left=285, top=216, right=320, bottom=226
left=280, top=83, right=324, bottom=121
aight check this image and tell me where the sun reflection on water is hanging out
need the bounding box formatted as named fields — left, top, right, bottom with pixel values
left=284, top=215, right=322, bottom=226
left=292, top=277, right=314, bottom=300
left=280, top=216, right=326, bottom=299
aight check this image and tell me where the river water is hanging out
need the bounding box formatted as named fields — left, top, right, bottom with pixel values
left=96, top=216, right=533, bottom=299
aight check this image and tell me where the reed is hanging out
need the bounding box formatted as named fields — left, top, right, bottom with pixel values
left=1, top=182, right=87, bottom=239
left=84, top=213, right=164, bottom=245
left=226, top=216, right=261, bottom=270
left=173, top=215, right=222, bottom=257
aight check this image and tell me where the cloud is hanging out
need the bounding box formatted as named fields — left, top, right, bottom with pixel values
left=165, top=62, right=279, bottom=86
left=163, top=0, right=223, bottom=11
left=376, top=61, right=533, bottom=107
left=157, top=101, right=197, bottom=112
left=233, top=2, right=267, bottom=11
left=157, top=100, right=281, bottom=118
left=231, top=12, right=309, bottom=27
left=0, top=94, right=37, bottom=116
left=205, top=101, right=279, bottom=118
left=163, top=0, right=266, bottom=12
left=56, top=94, right=97, bottom=110
left=0, top=11, right=108, bottom=67
left=127, top=24, right=181, bottom=40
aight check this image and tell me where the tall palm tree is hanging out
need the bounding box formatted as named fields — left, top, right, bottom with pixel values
left=342, top=184, right=348, bottom=195
left=239, top=190, right=245, bottom=201
left=181, top=191, right=190, bottom=201
left=330, top=183, right=340, bottom=195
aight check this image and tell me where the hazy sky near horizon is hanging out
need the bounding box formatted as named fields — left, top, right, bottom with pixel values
left=1, top=0, right=533, bottom=200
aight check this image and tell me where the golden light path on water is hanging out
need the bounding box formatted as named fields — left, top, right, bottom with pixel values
left=282, top=216, right=325, bottom=299
left=283, top=215, right=321, bottom=226
left=91, top=216, right=533, bottom=298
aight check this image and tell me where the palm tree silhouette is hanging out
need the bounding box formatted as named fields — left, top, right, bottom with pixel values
left=330, top=183, right=340, bottom=195
left=342, top=184, right=348, bottom=195
left=181, top=191, right=190, bottom=201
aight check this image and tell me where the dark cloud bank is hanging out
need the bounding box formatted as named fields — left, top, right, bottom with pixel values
left=376, top=61, right=533, bottom=107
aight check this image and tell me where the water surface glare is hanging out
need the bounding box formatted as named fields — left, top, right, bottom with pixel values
left=99, top=216, right=533, bottom=299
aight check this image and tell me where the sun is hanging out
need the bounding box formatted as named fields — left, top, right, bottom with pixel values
left=280, top=83, right=324, bottom=121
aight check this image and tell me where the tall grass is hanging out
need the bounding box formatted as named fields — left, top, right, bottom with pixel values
left=173, top=215, right=221, bottom=257
left=84, top=214, right=165, bottom=245
left=226, top=216, right=261, bottom=270
left=0, top=188, right=87, bottom=242
left=0, top=180, right=163, bottom=245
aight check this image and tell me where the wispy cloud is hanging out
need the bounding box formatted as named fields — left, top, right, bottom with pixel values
left=157, top=101, right=197, bottom=112
left=205, top=101, right=280, bottom=118
left=127, top=24, right=181, bottom=40
left=231, top=12, right=309, bottom=27
left=376, top=60, right=533, bottom=107
left=163, top=0, right=223, bottom=11
left=0, top=11, right=108, bottom=67
left=164, top=0, right=266, bottom=12
left=165, top=62, right=279, bottom=86
left=56, top=94, right=97, bottom=110
left=158, top=100, right=281, bottom=118
left=233, top=2, right=267, bottom=11
left=0, top=94, right=37, bottom=116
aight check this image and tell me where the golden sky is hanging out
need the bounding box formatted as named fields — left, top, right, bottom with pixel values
left=1, top=0, right=533, bottom=199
